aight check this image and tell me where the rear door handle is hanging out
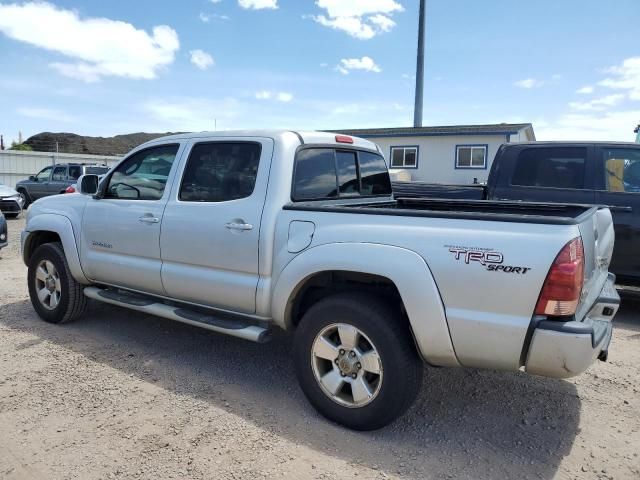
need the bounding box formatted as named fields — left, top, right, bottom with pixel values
left=225, top=222, right=253, bottom=231
left=139, top=215, right=160, bottom=224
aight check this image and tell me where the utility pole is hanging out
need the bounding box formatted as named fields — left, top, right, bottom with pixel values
left=413, top=0, right=426, bottom=127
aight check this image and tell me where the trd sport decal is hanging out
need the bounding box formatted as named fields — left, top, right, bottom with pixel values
left=445, top=245, right=531, bottom=274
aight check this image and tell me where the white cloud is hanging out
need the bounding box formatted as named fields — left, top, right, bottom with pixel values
left=0, top=2, right=179, bottom=83
left=569, top=94, right=625, bottom=111
left=576, top=85, right=594, bottom=94
left=312, top=0, right=403, bottom=39
left=536, top=110, right=640, bottom=142
left=255, top=90, right=293, bottom=102
left=238, top=0, right=278, bottom=10
left=367, top=13, right=396, bottom=32
left=277, top=92, right=293, bottom=102
left=17, top=107, right=76, bottom=123
left=143, top=97, right=244, bottom=132
left=336, top=56, right=381, bottom=75
left=514, top=78, right=544, bottom=89
left=599, top=56, right=640, bottom=100
left=190, top=50, right=214, bottom=70
left=316, top=0, right=403, bottom=18
left=210, top=0, right=223, bottom=3
left=320, top=62, right=329, bottom=68
left=199, top=12, right=230, bottom=22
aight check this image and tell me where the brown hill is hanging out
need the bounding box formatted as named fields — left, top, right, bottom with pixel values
left=24, top=132, right=179, bottom=156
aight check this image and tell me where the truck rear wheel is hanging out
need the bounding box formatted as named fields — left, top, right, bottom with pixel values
left=293, top=292, right=423, bottom=430
left=28, top=242, right=87, bottom=324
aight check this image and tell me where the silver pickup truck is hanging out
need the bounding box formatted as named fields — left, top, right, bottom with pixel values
left=21, top=130, right=620, bottom=430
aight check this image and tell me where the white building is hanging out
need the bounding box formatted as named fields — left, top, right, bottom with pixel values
left=0, top=150, right=121, bottom=188
left=336, top=123, right=535, bottom=184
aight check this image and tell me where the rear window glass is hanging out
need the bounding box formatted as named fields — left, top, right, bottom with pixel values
left=511, top=147, right=587, bottom=189
left=336, top=150, right=359, bottom=195
left=359, top=151, right=392, bottom=195
left=86, top=166, right=109, bottom=175
left=604, top=148, right=640, bottom=193
left=293, top=149, right=338, bottom=200
left=292, top=148, right=391, bottom=201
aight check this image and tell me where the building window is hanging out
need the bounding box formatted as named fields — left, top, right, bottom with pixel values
left=456, top=145, right=487, bottom=168
left=390, top=146, right=418, bottom=169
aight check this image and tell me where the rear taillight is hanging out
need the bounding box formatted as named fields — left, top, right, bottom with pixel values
left=535, top=237, right=584, bottom=317
left=65, top=185, right=76, bottom=193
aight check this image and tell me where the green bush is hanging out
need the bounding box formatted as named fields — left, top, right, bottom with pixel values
left=9, top=142, right=33, bottom=151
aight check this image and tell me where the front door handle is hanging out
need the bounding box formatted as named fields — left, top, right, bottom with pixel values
left=225, top=222, right=253, bottom=231
left=139, top=215, right=160, bottom=224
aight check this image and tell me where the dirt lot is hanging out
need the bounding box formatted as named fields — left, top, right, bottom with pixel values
left=1, top=215, right=639, bottom=480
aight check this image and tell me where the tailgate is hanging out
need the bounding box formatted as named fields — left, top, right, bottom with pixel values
left=575, top=207, right=615, bottom=321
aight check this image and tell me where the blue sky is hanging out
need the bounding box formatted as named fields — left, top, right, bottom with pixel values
left=0, top=0, right=638, bottom=145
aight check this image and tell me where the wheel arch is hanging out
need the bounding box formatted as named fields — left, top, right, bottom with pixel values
left=271, top=242, right=460, bottom=367
left=23, top=214, right=89, bottom=284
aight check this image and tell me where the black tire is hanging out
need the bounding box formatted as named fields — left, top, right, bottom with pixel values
left=293, top=292, right=423, bottom=430
left=28, top=242, right=87, bottom=324
left=17, top=189, right=31, bottom=209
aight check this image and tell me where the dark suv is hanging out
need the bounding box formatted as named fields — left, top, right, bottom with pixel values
left=16, top=163, right=110, bottom=207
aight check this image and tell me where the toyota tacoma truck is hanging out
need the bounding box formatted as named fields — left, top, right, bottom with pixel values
left=21, top=131, right=620, bottom=430
left=393, top=142, right=640, bottom=284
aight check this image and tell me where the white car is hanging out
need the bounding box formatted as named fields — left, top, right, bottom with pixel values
left=21, top=130, right=620, bottom=430
left=0, top=182, right=25, bottom=217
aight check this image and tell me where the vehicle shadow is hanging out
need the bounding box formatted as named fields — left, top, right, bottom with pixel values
left=0, top=299, right=582, bottom=479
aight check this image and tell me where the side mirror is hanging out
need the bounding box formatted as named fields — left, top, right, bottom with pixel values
left=78, top=174, right=99, bottom=195
left=29, top=175, right=36, bottom=181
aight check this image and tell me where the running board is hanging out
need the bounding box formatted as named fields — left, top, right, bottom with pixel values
left=83, top=286, right=271, bottom=343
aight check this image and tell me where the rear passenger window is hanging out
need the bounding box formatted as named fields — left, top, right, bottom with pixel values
left=293, top=149, right=338, bottom=200
left=68, top=166, right=82, bottom=180
left=511, top=147, right=587, bottom=189
left=52, top=166, right=67, bottom=181
left=180, top=142, right=261, bottom=202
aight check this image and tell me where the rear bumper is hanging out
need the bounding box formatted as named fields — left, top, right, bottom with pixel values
left=525, top=274, right=619, bottom=378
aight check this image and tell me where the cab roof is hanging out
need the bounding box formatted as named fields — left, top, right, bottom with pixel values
left=137, top=130, right=380, bottom=153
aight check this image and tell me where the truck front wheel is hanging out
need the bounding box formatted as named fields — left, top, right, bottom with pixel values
left=293, top=293, right=423, bottom=430
left=17, top=189, right=31, bottom=209
left=28, top=242, right=87, bottom=324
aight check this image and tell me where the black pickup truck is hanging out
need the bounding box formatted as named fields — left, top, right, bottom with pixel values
left=393, top=142, right=640, bottom=283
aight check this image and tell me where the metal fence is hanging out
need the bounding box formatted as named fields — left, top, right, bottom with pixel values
left=0, top=150, right=121, bottom=188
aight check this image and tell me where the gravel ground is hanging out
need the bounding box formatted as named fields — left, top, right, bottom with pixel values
left=1, top=215, right=639, bottom=480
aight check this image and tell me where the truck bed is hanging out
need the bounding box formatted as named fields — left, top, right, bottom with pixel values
left=284, top=197, right=599, bottom=225
left=392, top=181, right=486, bottom=200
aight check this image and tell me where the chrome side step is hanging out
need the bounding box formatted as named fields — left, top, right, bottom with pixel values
left=83, top=286, right=271, bottom=343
